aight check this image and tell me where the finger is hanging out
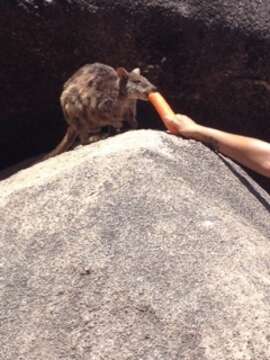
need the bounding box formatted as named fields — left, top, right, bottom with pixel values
left=163, top=115, right=176, bottom=122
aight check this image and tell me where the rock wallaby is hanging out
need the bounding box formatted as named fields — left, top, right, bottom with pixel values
left=45, top=63, right=156, bottom=159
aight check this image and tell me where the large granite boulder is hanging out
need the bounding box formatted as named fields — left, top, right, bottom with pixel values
left=0, top=130, right=270, bottom=359
left=1, top=0, right=270, bottom=192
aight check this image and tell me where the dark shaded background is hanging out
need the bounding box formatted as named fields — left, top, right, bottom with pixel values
left=1, top=0, right=270, bottom=191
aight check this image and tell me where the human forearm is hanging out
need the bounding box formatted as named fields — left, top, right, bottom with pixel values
left=163, top=114, right=270, bottom=177
left=189, top=125, right=270, bottom=177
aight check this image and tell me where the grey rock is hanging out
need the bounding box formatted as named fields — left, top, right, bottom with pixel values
left=0, top=130, right=270, bottom=359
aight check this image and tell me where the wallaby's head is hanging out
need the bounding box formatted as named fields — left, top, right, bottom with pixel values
left=117, top=67, right=157, bottom=100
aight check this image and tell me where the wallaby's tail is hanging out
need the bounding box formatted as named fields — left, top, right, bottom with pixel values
left=43, top=126, right=77, bottom=160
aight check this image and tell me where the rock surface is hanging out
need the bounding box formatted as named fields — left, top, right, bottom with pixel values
left=0, top=130, right=270, bottom=359
left=2, top=0, right=270, bottom=193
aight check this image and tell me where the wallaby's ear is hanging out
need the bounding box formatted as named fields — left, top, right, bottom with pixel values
left=116, top=67, right=129, bottom=79
left=132, top=68, right=141, bottom=75
left=117, top=67, right=128, bottom=96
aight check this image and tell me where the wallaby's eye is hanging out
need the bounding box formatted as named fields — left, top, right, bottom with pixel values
left=133, top=79, right=141, bottom=84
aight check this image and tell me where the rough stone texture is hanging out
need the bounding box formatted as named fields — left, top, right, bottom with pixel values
left=0, top=130, right=270, bottom=359
left=1, top=0, right=270, bottom=193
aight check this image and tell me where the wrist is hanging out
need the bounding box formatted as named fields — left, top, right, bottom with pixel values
left=185, top=124, right=207, bottom=141
left=187, top=125, right=218, bottom=151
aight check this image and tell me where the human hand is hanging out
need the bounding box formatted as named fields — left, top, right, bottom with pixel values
left=163, top=114, right=200, bottom=139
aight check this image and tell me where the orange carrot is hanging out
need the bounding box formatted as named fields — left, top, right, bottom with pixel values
left=148, top=92, right=175, bottom=119
left=148, top=92, right=179, bottom=134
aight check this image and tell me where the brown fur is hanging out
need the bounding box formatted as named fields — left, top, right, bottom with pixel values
left=45, top=63, right=156, bottom=159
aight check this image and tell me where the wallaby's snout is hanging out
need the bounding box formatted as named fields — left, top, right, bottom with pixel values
left=149, top=84, right=158, bottom=93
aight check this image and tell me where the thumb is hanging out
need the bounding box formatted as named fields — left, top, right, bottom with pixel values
left=163, top=115, right=179, bottom=127
left=162, top=117, right=179, bottom=135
